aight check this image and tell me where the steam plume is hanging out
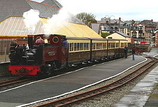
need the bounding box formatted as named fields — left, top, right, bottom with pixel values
left=23, top=9, right=40, bottom=33
left=43, top=8, right=72, bottom=35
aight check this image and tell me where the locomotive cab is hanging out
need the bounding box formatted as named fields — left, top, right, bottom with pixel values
left=8, top=34, right=68, bottom=76
left=42, top=34, right=68, bottom=69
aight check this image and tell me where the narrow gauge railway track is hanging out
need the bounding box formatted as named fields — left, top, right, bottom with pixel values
left=0, top=77, right=30, bottom=89
left=36, top=57, right=158, bottom=107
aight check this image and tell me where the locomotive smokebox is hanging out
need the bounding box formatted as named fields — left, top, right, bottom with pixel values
left=28, top=35, right=34, bottom=49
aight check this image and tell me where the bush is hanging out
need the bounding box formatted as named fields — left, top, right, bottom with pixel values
left=101, top=32, right=110, bottom=38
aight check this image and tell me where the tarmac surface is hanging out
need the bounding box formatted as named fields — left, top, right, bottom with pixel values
left=0, top=53, right=148, bottom=107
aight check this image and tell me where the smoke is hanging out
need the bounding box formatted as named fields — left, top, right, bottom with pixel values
left=43, top=8, right=72, bottom=35
left=23, top=7, right=73, bottom=36
left=23, top=9, right=40, bottom=33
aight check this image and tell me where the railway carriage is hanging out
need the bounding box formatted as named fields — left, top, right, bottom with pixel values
left=8, top=34, right=128, bottom=77
left=68, top=38, right=127, bottom=64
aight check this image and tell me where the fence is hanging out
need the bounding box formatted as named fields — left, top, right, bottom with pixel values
left=0, top=39, right=13, bottom=62
left=0, top=38, right=28, bottom=62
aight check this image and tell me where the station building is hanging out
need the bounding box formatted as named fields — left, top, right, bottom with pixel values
left=106, top=32, right=131, bottom=43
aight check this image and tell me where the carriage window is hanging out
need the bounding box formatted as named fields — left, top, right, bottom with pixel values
left=108, top=43, right=111, bottom=48
left=111, top=43, right=115, bottom=48
left=92, top=43, right=96, bottom=49
left=108, top=43, right=115, bottom=48
left=69, top=42, right=90, bottom=52
left=116, top=43, right=119, bottom=47
left=79, top=43, right=83, bottom=50
left=125, top=43, right=128, bottom=47
left=69, top=41, right=126, bottom=52
left=121, top=43, right=125, bottom=47
left=96, top=43, right=103, bottom=49
left=74, top=43, right=78, bottom=51
left=103, top=43, right=107, bottom=49
left=84, top=43, right=89, bottom=50
left=69, top=43, right=74, bottom=51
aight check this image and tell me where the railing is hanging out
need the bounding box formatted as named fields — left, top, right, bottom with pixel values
left=0, top=39, right=13, bottom=62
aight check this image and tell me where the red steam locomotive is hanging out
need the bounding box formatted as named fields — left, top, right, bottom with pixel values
left=8, top=34, right=128, bottom=77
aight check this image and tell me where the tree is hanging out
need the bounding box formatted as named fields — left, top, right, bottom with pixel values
left=76, top=12, right=97, bottom=26
left=101, top=32, right=110, bottom=38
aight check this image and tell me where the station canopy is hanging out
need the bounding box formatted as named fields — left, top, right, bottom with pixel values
left=0, top=17, right=102, bottom=38
left=0, top=0, right=102, bottom=39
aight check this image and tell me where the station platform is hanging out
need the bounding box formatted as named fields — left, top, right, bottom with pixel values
left=115, top=48, right=158, bottom=107
left=0, top=54, right=146, bottom=107
left=114, top=65, right=158, bottom=107
left=144, top=67, right=158, bottom=107
left=0, top=55, right=9, bottom=63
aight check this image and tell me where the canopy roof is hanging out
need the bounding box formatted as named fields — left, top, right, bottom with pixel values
left=0, top=17, right=102, bottom=38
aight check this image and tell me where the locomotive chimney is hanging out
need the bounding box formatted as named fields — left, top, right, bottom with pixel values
left=28, top=35, right=34, bottom=49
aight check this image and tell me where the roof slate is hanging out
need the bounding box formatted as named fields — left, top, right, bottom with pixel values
left=117, top=32, right=130, bottom=37
left=0, top=0, right=61, bottom=21
left=41, top=0, right=62, bottom=8
left=0, top=0, right=31, bottom=21
left=26, top=0, right=60, bottom=18
left=0, top=0, right=82, bottom=24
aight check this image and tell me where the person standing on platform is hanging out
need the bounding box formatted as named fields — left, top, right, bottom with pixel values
left=132, top=48, right=136, bottom=60
left=124, top=47, right=128, bottom=58
left=62, top=37, right=68, bottom=48
left=35, top=37, right=45, bottom=46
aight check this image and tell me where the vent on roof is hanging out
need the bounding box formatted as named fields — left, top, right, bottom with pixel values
left=108, top=37, right=112, bottom=39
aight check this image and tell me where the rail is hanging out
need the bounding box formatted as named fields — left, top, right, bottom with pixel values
left=0, top=62, right=10, bottom=77
left=0, top=77, right=29, bottom=87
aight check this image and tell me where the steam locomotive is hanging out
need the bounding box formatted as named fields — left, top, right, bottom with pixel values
left=8, top=34, right=128, bottom=77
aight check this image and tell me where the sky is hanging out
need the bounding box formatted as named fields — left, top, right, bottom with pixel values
left=34, top=0, right=158, bottom=21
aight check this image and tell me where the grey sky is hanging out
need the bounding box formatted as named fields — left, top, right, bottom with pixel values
left=34, top=0, right=158, bottom=21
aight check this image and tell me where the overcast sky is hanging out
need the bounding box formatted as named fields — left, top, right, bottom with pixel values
left=34, top=0, right=158, bottom=21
